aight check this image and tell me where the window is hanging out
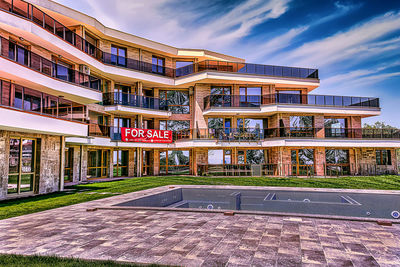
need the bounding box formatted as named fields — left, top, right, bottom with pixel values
left=64, top=147, right=73, bottom=182
left=325, top=149, right=350, bottom=175
left=291, top=149, right=314, bottom=175
left=159, top=90, right=190, bottom=114
left=152, top=56, right=165, bottom=74
left=88, top=149, right=110, bottom=178
left=114, top=84, right=131, bottom=105
left=376, top=150, right=391, bottom=165
left=113, top=150, right=128, bottom=177
left=160, top=150, right=190, bottom=175
left=289, top=116, right=314, bottom=137
left=8, top=138, right=36, bottom=194
left=210, top=86, right=231, bottom=107
left=54, top=59, right=73, bottom=82
left=159, top=120, right=190, bottom=131
left=237, top=149, right=265, bottom=164
left=111, top=45, right=127, bottom=66
left=324, top=118, right=347, bottom=138
left=239, top=87, right=261, bottom=107
left=85, top=33, right=98, bottom=56
left=208, top=150, right=231, bottom=165
left=112, top=117, right=131, bottom=140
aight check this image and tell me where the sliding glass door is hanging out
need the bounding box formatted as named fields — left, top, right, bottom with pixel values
left=8, top=138, right=36, bottom=194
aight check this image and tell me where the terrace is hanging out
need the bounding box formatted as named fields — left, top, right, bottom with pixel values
left=204, top=93, right=380, bottom=110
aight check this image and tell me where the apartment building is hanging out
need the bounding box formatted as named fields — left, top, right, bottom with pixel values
left=0, top=0, right=399, bottom=200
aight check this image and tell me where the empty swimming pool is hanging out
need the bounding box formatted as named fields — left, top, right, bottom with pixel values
left=114, top=187, right=400, bottom=221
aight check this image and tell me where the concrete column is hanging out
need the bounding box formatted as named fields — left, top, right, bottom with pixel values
left=315, top=147, right=325, bottom=176
left=109, top=148, right=114, bottom=179
left=136, top=148, right=142, bottom=177
left=80, top=146, right=88, bottom=182
left=153, top=149, right=160, bottom=175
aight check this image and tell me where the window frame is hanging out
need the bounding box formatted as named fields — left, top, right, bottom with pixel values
left=376, top=150, right=392, bottom=166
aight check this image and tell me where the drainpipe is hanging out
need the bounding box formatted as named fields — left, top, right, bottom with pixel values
left=59, top=136, right=65, bottom=191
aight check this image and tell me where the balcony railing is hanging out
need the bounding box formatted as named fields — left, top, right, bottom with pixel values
left=102, top=92, right=168, bottom=111
left=0, top=79, right=87, bottom=122
left=204, top=93, right=380, bottom=110
left=325, top=128, right=400, bottom=139
left=0, top=0, right=319, bottom=80
left=197, top=163, right=397, bottom=177
left=89, top=126, right=400, bottom=141
left=0, top=36, right=101, bottom=91
left=175, top=60, right=318, bottom=79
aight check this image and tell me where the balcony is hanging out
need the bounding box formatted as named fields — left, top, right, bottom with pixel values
left=0, top=36, right=101, bottom=91
left=175, top=60, right=318, bottom=79
left=0, top=0, right=319, bottom=82
left=102, top=92, right=171, bottom=117
left=0, top=79, right=88, bottom=136
left=203, top=93, right=380, bottom=116
left=91, top=126, right=400, bottom=142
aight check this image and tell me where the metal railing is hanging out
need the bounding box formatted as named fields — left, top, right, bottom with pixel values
left=0, top=36, right=101, bottom=90
left=175, top=60, right=318, bottom=79
left=102, top=92, right=168, bottom=110
left=0, top=79, right=87, bottom=122
left=204, top=93, right=380, bottom=110
left=198, top=163, right=397, bottom=177
left=325, top=128, right=400, bottom=139
left=172, top=127, right=319, bottom=141
left=90, top=126, right=400, bottom=141
left=0, top=0, right=319, bottom=80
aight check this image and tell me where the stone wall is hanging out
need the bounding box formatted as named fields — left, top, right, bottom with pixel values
left=0, top=131, right=62, bottom=199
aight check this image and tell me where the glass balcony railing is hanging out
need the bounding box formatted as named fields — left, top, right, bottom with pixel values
left=0, top=36, right=101, bottom=91
left=102, top=92, right=168, bottom=111
left=0, top=79, right=88, bottom=122
left=0, top=0, right=319, bottom=80
left=204, top=93, right=380, bottom=110
left=175, top=60, right=318, bottom=79
left=90, top=127, right=400, bottom=141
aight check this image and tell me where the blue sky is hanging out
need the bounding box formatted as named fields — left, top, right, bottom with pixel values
left=55, top=0, right=400, bottom=126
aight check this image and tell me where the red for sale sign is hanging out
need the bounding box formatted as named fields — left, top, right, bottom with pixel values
left=121, top=128, right=173, bottom=143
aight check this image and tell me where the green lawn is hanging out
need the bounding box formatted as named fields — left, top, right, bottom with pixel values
left=0, top=254, right=166, bottom=267
left=1, top=175, right=400, bottom=220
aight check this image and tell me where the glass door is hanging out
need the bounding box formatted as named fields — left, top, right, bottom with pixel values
left=113, top=150, right=128, bottom=177
left=8, top=138, right=36, bottom=194
left=64, top=147, right=73, bottom=182
left=239, top=87, right=261, bottom=107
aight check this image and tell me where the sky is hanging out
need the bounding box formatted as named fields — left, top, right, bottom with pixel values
left=55, top=0, right=400, bottom=126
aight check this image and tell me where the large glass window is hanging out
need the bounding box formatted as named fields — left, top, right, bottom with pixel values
left=376, top=150, right=391, bottom=165
left=159, top=120, right=190, bottom=131
left=208, top=150, right=232, bottom=165
left=152, top=56, right=165, bottom=74
left=291, top=149, right=314, bottom=175
left=237, top=149, right=265, bottom=164
left=8, top=138, right=35, bottom=194
left=325, top=118, right=347, bottom=138
left=159, top=90, right=190, bottom=114
left=113, top=150, right=128, bottom=177
left=111, top=45, right=127, bottom=66
left=210, top=86, right=231, bottom=107
left=160, top=150, right=190, bottom=175
left=87, top=150, right=110, bottom=178
left=325, top=149, right=350, bottom=175
left=239, top=87, right=261, bottom=107
left=289, top=116, right=314, bottom=137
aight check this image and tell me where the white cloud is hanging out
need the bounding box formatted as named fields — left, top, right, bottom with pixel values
left=271, top=11, right=400, bottom=68
left=56, top=0, right=291, bottom=50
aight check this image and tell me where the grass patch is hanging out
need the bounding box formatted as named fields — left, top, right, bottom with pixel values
left=1, top=175, right=400, bottom=220
left=0, top=254, right=166, bottom=267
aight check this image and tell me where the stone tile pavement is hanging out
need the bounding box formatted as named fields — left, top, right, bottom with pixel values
left=0, top=186, right=400, bottom=267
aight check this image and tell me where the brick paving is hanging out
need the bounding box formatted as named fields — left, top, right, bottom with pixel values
left=0, top=186, right=400, bottom=266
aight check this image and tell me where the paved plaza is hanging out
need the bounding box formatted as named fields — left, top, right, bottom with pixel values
left=0, top=186, right=400, bottom=266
